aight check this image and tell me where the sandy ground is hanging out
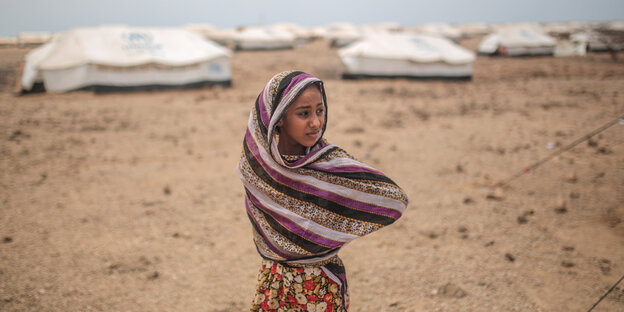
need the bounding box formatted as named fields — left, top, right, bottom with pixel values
left=1, top=38, right=624, bottom=312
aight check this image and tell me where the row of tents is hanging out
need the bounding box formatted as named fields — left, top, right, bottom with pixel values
left=181, top=21, right=624, bottom=49
left=19, top=21, right=623, bottom=93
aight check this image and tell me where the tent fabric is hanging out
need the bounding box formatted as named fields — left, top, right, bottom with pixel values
left=232, top=26, right=296, bottom=50
left=324, top=22, right=363, bottom=47
left=184, top=23, right=236, bottom=46
left=338, top=33, right=475, bottom=79
left=408, top=23, right=462, bottom=41
left=22, top=26, right=232, bottom=92
left=478, top=25, right=557, bottom=56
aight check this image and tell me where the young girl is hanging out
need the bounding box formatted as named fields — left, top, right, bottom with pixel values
left=238, top=70, right=408, bottom=311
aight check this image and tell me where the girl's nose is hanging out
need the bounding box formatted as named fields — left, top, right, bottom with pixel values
left=310, top=115, right=321, bottom=128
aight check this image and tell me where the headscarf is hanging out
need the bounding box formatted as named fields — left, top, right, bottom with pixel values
left=237, top=70, right=408, bottom=298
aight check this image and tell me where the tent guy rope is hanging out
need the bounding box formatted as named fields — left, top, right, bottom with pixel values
left=586, top=274, right=624, bottom=312
left=496, top=112, right=624, bottom=187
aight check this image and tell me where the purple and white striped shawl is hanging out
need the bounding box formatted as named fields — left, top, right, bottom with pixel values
left=237, top=70, right=408, bottom=293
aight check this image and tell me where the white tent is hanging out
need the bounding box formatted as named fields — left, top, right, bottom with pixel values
left=339, top=33, right=475, bottom=79
left=232, top=26, right=296, bottom=50
left=324, top=22, right=363, bottom=47
left=478, top=25, right=557, bottom=56
left=543, top=21, right=587, bottom=36
left=360, top=22, right=402, bottom=34
left=21, top=26, right=232, bottom=93
left=408, top=23, right=462, bottom=41
left=17, top=32, right=52, bottom=46
left=554, top=32, right=588, bottom=57
left=271, top=23, right=315, bottom=44
left=457, top=22, right=492, bottom=38
left=584, top=28, right=624, bottom=52
left=0, top=36, right=18, bottom=46
left=183, top=23, right=236, bottom=46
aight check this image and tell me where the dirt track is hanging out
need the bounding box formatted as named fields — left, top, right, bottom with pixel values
left=1, top=38, right=623, bottom=311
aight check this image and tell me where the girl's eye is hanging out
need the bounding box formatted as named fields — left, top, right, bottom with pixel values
left=298, top=112, right=308, bottom=117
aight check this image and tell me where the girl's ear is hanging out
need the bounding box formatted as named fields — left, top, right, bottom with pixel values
left=277, top=118, right=284, bottom=127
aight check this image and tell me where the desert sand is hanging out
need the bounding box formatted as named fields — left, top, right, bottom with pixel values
left=1, top=37, right=623, bottom=311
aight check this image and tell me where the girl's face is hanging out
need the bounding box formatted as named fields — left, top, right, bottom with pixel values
left=277, top=85, right=325, bottom=155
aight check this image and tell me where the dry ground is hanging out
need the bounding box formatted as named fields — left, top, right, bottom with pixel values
left=1, top=38, right=623, bottom=311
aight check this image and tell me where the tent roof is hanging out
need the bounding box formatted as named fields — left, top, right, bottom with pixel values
left=409, top=23, right=462, bottom=40
left=338, top=33, right=475, bottom=65
left=28, top=26, right=231, bottom=70
left=233, top=26, right=295, bottom=42
left=478, top=25, right=557, bottom=53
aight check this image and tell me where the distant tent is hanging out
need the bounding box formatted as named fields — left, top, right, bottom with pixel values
left=408, top=23, right=462, bottom=41
left=232, top=26, right=296, bottom=50
left=271, top=23, right=315, bottom=44
left=360, top=22, right=402, bottom=34
left=554, top=33, right=588, bottom=57
left=339, top=33, right=475, bottom=79
left=543, top=21, right=587, bottom=37
left=21, top=26, right=232, bottom=93
left=478, top=25, right=557, bottom=56
left=583, top=28, right=624, bottom=52
left=324, top=22, right=363, bottom=47
left=457, top=22, right=492, bottom=38
left=17, top=32, right=52, bottom=46
left=183, top=23, right=236, bottom=46
left=0, top=36, right=18, bottom=46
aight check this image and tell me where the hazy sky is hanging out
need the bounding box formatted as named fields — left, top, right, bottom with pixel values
left=1, top=0, right=623, bottom=36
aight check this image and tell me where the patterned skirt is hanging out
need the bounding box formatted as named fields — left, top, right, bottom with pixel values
left=250, top=259, right=349, bottom=311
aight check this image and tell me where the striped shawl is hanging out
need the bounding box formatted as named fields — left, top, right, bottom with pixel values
left=237, top=70, right=408, bottom=296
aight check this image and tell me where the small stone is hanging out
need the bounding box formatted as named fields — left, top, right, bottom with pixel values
left=587, top=139, right=598, bottom=147
left=463, top=197, right=474, bottom=205
left=517, top=215, right=528, bottom=224
left=345, top=126, right=365, bottom=134
left=505, top=253, right=515, bottom=262
left=562, top=246, right=575, bottom=252
left=163, top=186, right=171, bottom=195
left=561, top=261, right=574, bottom=268
left=148, top=271, right=159, bottom=280
left=484, top=241, right=495, bottom=247
left=456, top=164, right=464, bottom=173
left=597, top=146, right=611, bottom=154
left=565, top=173, right=577, bottom=183
left=518, top=209, right=535, bottom=224
left=554, top=207, right=567, bottom=214
left=458, top=226, right=468, bottom=233
left=554, top=199, right=567, bottom=214
left=569, top=192, right=580, bottom=199
left=486, top=187, right=505, bottom=201
left=599, top=259, right=611, bottom=275
left=438, top=283, right=467, bottom=298
left=3, top=236, right=12, bottom=243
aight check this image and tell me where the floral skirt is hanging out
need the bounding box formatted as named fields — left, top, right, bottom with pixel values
left=250, top=259, right=349, bottom=312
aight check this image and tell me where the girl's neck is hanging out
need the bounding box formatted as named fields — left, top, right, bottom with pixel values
left=278, top=139, right=306, bottom=156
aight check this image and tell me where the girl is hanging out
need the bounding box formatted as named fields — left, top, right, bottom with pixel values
left=238, top=70, right=408, bottom=311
